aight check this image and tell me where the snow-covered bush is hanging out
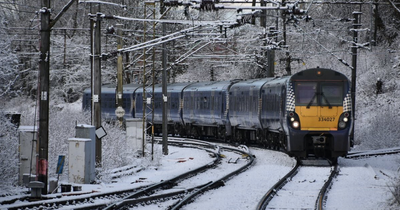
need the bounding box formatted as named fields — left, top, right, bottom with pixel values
left=1, top=96, right=153, bottom=189
left=0, top=17, right=20, bottom=99
left=0, top=114, right=21, bottom=195
left=96, top=120, right=131, bottom=183
left=388, top=165, right=400, bottom=208
left=357, top=103, right=400, bottom=150
left=98, top=120, right=164, bottom=183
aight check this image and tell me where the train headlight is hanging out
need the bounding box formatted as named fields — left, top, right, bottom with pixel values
left=338, top=112, right=351, bottom=130
left=288, top=112, right=300, bottom=129
left=292, top=121, right=300, bottom=128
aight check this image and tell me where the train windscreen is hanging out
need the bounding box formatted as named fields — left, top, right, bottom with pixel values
left=295, top=82, right=343, bottom=106
left=295, top=82, right=317, bottom=105
left=320, top=82, right=343, bottom=106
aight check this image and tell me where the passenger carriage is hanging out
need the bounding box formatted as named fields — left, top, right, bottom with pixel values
left=182, top=80, right=239, bottom=139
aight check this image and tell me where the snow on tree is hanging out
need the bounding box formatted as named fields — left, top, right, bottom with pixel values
left=0, top=17, right=21, bottom=99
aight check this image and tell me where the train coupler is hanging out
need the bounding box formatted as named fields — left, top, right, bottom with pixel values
left=312, top=136, right=327, bottom=157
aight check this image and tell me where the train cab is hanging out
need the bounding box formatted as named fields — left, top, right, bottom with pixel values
left=285, top=68, right=352, bottom=160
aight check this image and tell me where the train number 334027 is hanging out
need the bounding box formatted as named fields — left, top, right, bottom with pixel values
left=319, top=117, right=335, bottom=122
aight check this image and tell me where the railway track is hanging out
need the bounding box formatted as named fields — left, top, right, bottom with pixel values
left=256, top=160, right=339, bottom=210
left=255, top=147, right=400, bottom=210
left=5, top=141, right=400, bottom=210
left=346, top=147, right=400, bottom=158
left=4, top=138, right=254, bottom=210
left=105, top=139, right=255, bottom=210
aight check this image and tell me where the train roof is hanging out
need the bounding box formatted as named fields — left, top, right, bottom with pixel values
left=290, top=68, right=349, bottom=81
left=134, top=84, right=162, bottom=93
left=134, top=83, right=193, bottom=95
left=156, top=82, right=192, bottom=93
left=230, top=77, right=275, bottom=90
left=84, top=83, right=142, bottom=94
left=184, top=80, right=239, bottom=92
left=94, top=85, right=116, bottom=94
left=123, top=83, right=142, bottom=93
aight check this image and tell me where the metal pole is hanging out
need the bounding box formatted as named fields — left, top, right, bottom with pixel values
left=92, top=10, right=102, bottom=166
left=36, top=0, right=77, bottom=194
left=38, top=0, right=51, bottom=195
left=63, top=29, right=67, bottom=65
left=116, top=24, right=124, bottom=126
left=142, top=6, right=147, bottom=158
left=162, top=22, right=168, bottom=155
left=282, top=0, right=291, bottom=75
left=351, top=11, right=361, bottom=145
left=260, top=0, right=266, bottom=28
left=266, top=26, right=275, bottom=77
left=151, top=4, right=156, bottom=161
left=251, top=0, right=256, bottom=24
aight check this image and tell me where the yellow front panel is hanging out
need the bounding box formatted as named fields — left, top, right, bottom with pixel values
left=296, top=106, right=343, bottom=131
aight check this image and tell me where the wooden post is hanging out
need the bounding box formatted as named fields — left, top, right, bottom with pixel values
left=38, top=0, right=51, bottom=195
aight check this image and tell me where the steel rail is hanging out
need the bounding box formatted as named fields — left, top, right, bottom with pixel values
left=102, top=143, right=221, bottom=210
left=256, top=159, right=300, bottom=210
left=347, top=147, right=400, bottom=158
left=167, top=144, right=256, bottom=210
left=103, top=139, right=254, bottom=210
left=315, top=164, right=339, bottom=210
left=6, top=141, right=220, bottom=210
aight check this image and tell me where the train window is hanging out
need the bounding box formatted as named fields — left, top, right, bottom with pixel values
left=253, top=96, right=258, bottom=111
left=211, top=96, right=214, bottom=110
left=295, top=82, right=317, bottom=105
left=189, top=96, right=193, bottom=109
left=155, top=97, right=162, bottom=109
left=197, top=96, right=201, bottom=109
left=321, top=83, right=343, bottom=106
left=240, top=95, right=244, bottom=111
left=171, top=99, right=177, bottom=109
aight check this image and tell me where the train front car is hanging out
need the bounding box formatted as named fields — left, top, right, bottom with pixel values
left=285, top=68, right=352, bottom=162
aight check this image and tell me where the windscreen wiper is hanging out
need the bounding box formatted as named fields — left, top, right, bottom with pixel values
left=320, top=92, right=332, bottom=109
left=306, top=92, right=317, bottom=109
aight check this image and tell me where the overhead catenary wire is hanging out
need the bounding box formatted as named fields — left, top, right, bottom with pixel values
left=104, top=14, right=238, bottom=27
left=119, top=26, right=200, bottom=52
left=293, top=22, right=354, bottom=69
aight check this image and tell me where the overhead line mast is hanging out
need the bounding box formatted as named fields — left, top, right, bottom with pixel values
left=38, top=0, right=51, bottom=195
left=37, top=0, right=125, bottom=194
left=38, top=0, right=79, bottom=195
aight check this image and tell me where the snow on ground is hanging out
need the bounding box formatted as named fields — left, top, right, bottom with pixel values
left=180, top=148, right=295, bottom=210
left=2, top=146, right=400, bottom=210
left=266, top=166, right=333, bottom=209
left=179, top=148, right=400, bottom=210
left=327, top=155, right=400, bottom=210
left=109, top=146, right=214, bottom=190
left=120, top=147, right=400, bottom=210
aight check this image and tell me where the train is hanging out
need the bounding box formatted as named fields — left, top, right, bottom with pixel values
left=83, top=68, right=353, bottom=162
